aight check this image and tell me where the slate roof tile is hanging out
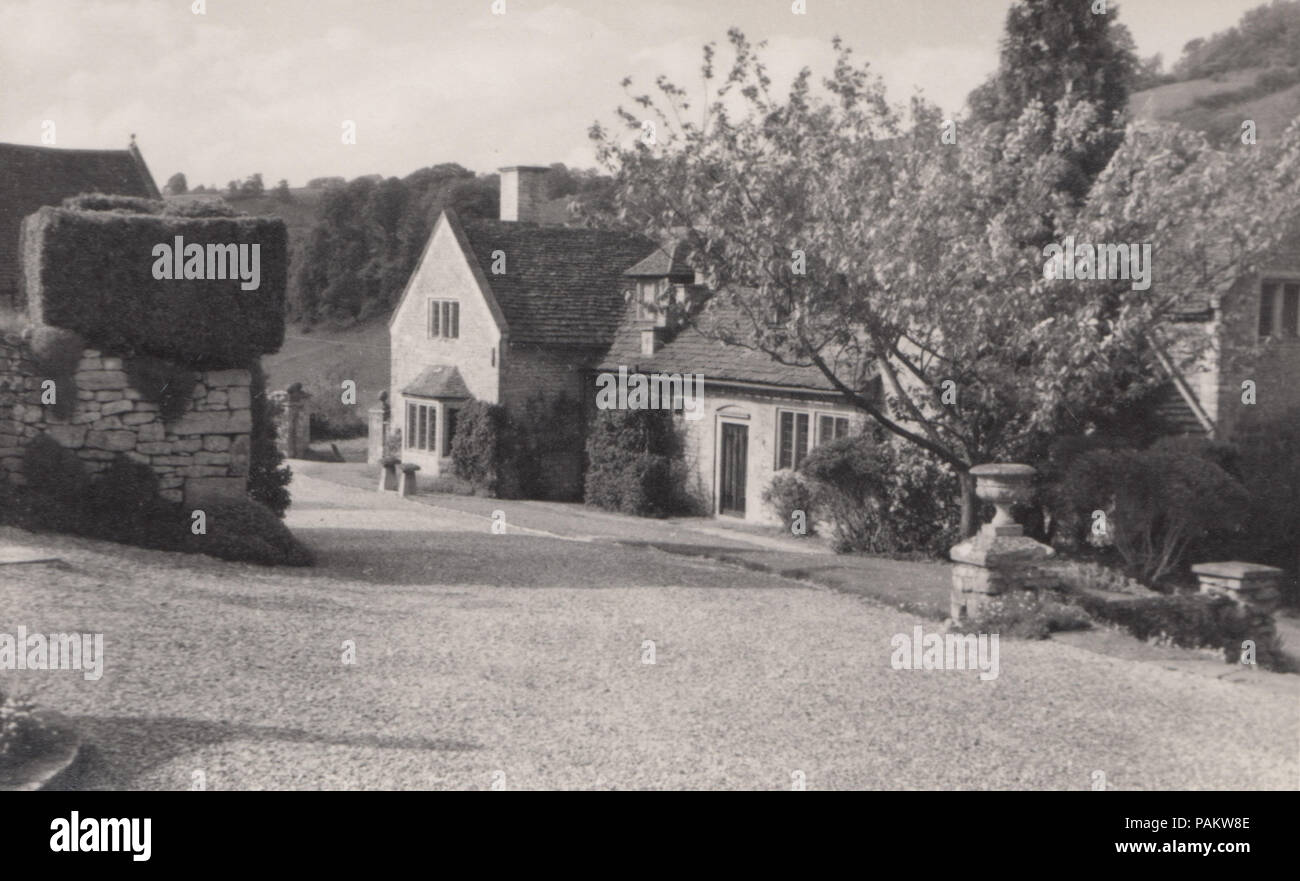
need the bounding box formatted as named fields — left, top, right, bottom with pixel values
left=459, top=219, right=656, bottom=347
left=599, top=300, right=841, bottom=391
left=402, top=364, right=471, bottom=399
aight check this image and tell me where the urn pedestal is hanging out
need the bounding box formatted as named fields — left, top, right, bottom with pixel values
left=949, top=464, right=1055, bottom=623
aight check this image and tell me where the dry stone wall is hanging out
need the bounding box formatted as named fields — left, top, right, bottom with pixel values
left=0, top=332, right=253, bottom=506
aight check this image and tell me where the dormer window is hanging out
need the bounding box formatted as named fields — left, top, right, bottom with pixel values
left=636, top=278, right=670, bottom=323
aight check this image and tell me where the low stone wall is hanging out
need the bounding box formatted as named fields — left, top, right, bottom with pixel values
left=0, top=332, right=252, bottom=506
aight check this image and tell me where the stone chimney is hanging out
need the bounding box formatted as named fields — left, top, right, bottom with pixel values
left=499, top=165, right=550, bottom=222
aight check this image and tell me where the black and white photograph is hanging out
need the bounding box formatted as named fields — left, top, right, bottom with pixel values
left=0, top=0, right=1295, bottom=846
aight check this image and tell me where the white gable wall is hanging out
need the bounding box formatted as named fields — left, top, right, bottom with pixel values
left=389, top=216, right=503, bottom=471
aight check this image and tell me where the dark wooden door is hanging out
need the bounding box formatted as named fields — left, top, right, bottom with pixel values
left=719, top=422, right=748, bottom=517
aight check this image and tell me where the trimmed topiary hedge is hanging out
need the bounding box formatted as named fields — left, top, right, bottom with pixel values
left=21, top=204, right=287, bottom=367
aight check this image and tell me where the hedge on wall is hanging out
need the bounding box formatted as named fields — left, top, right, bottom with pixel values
left=20, top=204, right=287, bottom=367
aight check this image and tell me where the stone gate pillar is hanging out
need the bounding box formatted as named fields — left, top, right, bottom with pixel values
left=271, top=384, right=312, bottom=459
left=367, top=405, right=387, bottom=465
left=949, top=464, right=1055, bottom=622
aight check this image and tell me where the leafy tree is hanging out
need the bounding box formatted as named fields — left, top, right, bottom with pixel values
left=967, top=0, right=1138, bottom=201
left=290, top=165, right=498, bottom=322
left=239, top=173, right=265, bottom=197
left=273, top=178, right=292, bottom=202
left=592, top=30, right=1300, bottom=537
left=164, top=172, right=188, bottom=195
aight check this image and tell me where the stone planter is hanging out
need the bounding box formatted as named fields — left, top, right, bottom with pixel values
left=1192, top=561, right=1283, bottom=613
left=378, top=457, right=400, bottom=492
left=0, top=708, right=80, bottom=792
left=949, top=464, right=1054, bottom=622
left=398, top=463, right=420, bottom=497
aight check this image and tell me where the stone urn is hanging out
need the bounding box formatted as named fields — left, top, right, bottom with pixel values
left=970, top=463, right=1037, bottom=537
left=949, top=463, right=1053, bottom=622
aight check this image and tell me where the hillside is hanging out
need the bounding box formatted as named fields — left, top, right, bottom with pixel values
left=261, top=320, right=390, bottom=437
left=167, top=187, right=327, bottom=262
left=1130, top=66, right=1300, bottom=144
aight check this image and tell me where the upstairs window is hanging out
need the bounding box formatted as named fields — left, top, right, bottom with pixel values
left=1260, top=280, right=1300, bottom=338
left=428, top=299, right=460, bottom=339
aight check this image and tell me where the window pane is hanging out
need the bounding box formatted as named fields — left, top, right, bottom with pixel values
left=406, top=403, right=415, bottom=448
left=429, top=301, right=440, bottom=337
left=818, top=415, right=834, bottom=445
left=1284, top=284, right=1299, bottom=337
left=790, top=413, right=800, bottom=470
left=835, top=417, right=849, bottom=439
left=426, top=407, right=436, bottom=452
left=416, top=405, right=426, bottom=450
left=1260, top=282, right=1277, bottom=337
left=451, top=302, right=460, bottom=338
left=779, top=412, right=793, bottom=469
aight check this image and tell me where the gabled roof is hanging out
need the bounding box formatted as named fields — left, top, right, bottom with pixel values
left=599, top=300, right=842, bottom=392
left=0, top=141, right=161, bottom=300
left=624, top=239, right=694, bottom=279
left=459, top=218, right=655, bottom=347
left=402, top=364, right=471, bottom=399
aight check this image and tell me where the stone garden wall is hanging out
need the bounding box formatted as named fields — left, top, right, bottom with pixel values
left=0, top=332, right=254, bottom=506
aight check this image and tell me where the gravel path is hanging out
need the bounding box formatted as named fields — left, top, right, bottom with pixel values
left=1, top=473, right=1296, bottom=790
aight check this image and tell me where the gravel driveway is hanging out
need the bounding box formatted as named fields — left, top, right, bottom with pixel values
left=1, top=471, right=1296, bottom=790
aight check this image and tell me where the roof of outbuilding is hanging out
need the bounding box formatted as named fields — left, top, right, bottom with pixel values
left=401, top=364, right=471, bottom=399
left=0, top=142, right=160, bottom=299
left=459, top=217, right=656, bottom=347
left=599, top=300, right=844, bottom=392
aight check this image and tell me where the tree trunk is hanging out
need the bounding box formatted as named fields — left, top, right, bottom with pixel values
left=959, top=469, right=978, bottom=539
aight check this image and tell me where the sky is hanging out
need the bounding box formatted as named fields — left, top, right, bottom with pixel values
left=0, top=0, right=1271, bottom=188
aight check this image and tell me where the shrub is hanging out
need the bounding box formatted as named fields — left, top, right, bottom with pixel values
left=798, top=436, right=959, bottom=556
left=15, top=433, right=91, bottom=532
left=511, top=391, right=586, bottom=499
left=81, top=456, right=178, bottom=549
left=800, top=436, right=892, bottom=552
left=1071, top=591, right=1291, bottom=671
left=450, top=400, right=511, bottom=495
left=584, top=407, right=691, bottom=516
left=1059, top=443, right=1249, bottom=585
left=1230, top=408, right=1300, bottom=598
left=424, top=474, right=476, bottom=495
left=7, top=435, right=309, bottom=565
left=966, top=590, right=1092, bottom=640
left=762, top=469, right=821, bottom=536
left=186, top=497, right=313, bottom=566
left=247, top=361, right=292, bottom=517
left=881, top=443, right=962, bottom=556
left=21, top=206, right=286, bottom=367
